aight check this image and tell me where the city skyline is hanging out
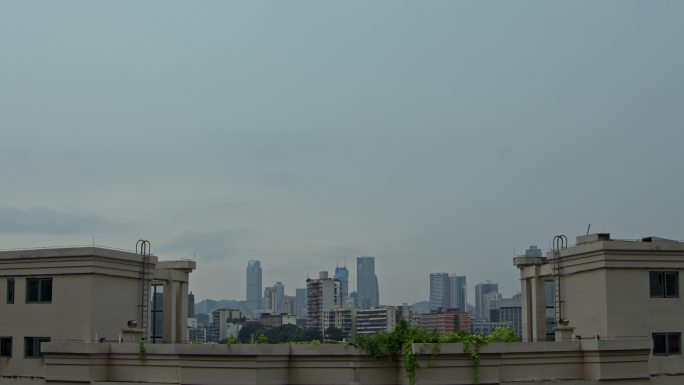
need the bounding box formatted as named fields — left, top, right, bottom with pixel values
left=2, top=2, right=683, bottom=306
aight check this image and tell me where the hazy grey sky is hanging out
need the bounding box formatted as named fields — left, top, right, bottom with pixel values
left=1, top=1, right=683, bottom=305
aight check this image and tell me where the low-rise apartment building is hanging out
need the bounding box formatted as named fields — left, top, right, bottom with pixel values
left=515, top=233, right=684, bottom=375
left=0, top=246, right=194, bottom=379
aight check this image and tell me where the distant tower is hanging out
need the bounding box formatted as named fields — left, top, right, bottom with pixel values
left=474, top=281, right=499, bottom=321
left=449, top=275, right=467, bottom=313
left=357, top=256, right=379, bottom=309
left=274, top=282, right=285, bottom=314
left=246, top=260, right=262, bottom=312
left=525, top=245, right=542, bottom=257
left=334, top=265, right=350, bottom=303
left=188, top=291, right=195, bottom=318
left=429, top=272, right=450, bottom=310
left=295, top=288, right=307, bottom=319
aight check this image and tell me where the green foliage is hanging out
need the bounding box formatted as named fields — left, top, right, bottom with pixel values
left=350, top=322, right=518, bottom=385
left=257, top=334, right=269, bottom=344
left=226, top=335, right=239, bottom=348
left=302, top=327, right=322, bottom=341
left=238, top=322, right=267, bottom=343
left=138, top=340, right=146, bottom=360
left=324, top=326, right=345, bottom=341
left=266, top=324, right=305, bottom=343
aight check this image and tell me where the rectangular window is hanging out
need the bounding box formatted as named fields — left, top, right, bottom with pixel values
left=650, top=271, right=679, bottom=298
left=653, top=333, right=681, bottom=355
left=0, top=337, right=11, bottom=357
left=26, top=278, right=52, bottom=303
left=24, top=337, right=50, bottom=358
left=7, top=279, right=14, bottom=304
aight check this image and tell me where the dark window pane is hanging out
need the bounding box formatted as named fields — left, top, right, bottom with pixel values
left=665, top=272, right=679, bottom=297
left=27, top=280, right=39, bottom=302
left=653, top=334, right=666, bottom=354
left=0, top=338, right=11, bottom=356
left=7, top=279, right=14, bottom=304
left=40, top=279, right=52, bottom=302
left=24, top=337, right=34, bottom=357
left=668, top=334, right=680, bottom=354
left=650, top=272, right=664, bottom=297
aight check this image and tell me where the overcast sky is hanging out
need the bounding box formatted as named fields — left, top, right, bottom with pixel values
left=1, top=1, right=683, bottom=305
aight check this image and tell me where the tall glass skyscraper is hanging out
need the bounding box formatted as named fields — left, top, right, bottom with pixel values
left=449, top=274, right=467, bottom=313
left=246, top=260, right=262, bottom=312
left=334, top=265, right=349, bottom=303
left=356, top=256, right=379, bottom=309
left=429, top=272, right=450, bottom=310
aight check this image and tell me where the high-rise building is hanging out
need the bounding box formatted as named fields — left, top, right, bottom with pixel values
left=357, top=256, right=379, bottom=309
left=306, top=271, right=342, bottom=330
left=263, top=286, right=276, bottom=313
left=295, top=288, right=307, bottom=320
left=246, top=260, right=262, bottom=312
left=429, top=272, right=450, bottom=310
left=483, top=291, right=502, bottom=322
left=284, top=295, right=297, bottom=316
left=525, top=245, right=543, bottom=257
left=334, top=265, right=349, bottom=303
left=449, top=275, right=467, bottom=313
left=274, top=282, right=285, bottom=314
left=474, top=281, right=499, bottom=321
left=188, top=291, right=195, bottom=318
left=498, top=296, right=522, bottom=339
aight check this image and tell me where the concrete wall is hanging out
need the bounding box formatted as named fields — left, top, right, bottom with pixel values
left=33, top=339, right=664, bottom=385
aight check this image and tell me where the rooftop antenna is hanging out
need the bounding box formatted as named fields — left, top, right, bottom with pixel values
left=586, top=224, right=591, bottom=236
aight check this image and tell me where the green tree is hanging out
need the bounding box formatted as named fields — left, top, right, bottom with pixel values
left=302, top=327, right=322, bottom=341
left=266, top=324, right=305, bottom=343
left=238, top=322, right=267, bottom=343
left=324, top=326, right=345, bottom=341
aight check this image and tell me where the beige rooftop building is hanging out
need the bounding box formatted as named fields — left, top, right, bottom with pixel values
left=515, top=233, right=684, bottom=376
left=0, top=245, right=195, bottom=380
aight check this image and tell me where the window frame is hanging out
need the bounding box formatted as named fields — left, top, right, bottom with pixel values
left=653, top=332, right=681, bottom=356
left=25, top=278, right=52, bottom=304
left=24, top=337, right=50, bottom=358
left=0, top=337, right=11, bottom=357
left=6, top=278, right=14, bottom=304
left=650, top=271, right=679, bottom=298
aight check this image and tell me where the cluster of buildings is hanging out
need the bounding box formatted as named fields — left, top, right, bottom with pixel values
left=188, top=251, right=534, bottom=342
left=3, top=232, right=684, bottom=383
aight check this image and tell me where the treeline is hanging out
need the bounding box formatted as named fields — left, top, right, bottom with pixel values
left=226, top=323, right=345, bottom=344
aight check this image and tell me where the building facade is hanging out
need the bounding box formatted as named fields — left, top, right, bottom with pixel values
left=429, top=272, right=450, bottom=311
left=448, top=274, right=467, bottom=313
left=515, top=233, right=684, bottom=375
left=355, top=306, right=396, bottom=336
left=306, top=272, right=342, bottom=330
left=246, top=260, right=262, bottom=313
left=0, top=246, right=194, bottom=379
left=474, top=281, right=499, bottom=321
left=356, top=256, right=379, bottom=309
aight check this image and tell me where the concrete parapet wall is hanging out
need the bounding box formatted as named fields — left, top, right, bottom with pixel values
left=38, top=339, right=655, bottom=385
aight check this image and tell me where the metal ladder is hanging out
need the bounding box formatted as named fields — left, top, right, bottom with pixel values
left=552, top=235, right=567, bottom=325
left=136, top=240, right=152, bottom=335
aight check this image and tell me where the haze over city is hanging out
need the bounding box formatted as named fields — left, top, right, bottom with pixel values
left=1, top=1, right=683, bottom=305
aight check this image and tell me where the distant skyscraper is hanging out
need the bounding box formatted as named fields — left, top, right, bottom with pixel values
left=246, top=260, right=262, bottom=312
left=274, top=282, right=285, bottom=314
left=334, top=265, right=349, bottom=302
left=296, top=288, right=307, bottom=319
left=188, top=291, right=195, bottom=318
left=525, top=245, right=543, bottom=257
left=357, top=256, right=379, bottom=309
left=429, top=272, right=450, bottom=310
left=474, top=281, right=499, bottom=321
left=449, top=275, right=467, bottom=313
